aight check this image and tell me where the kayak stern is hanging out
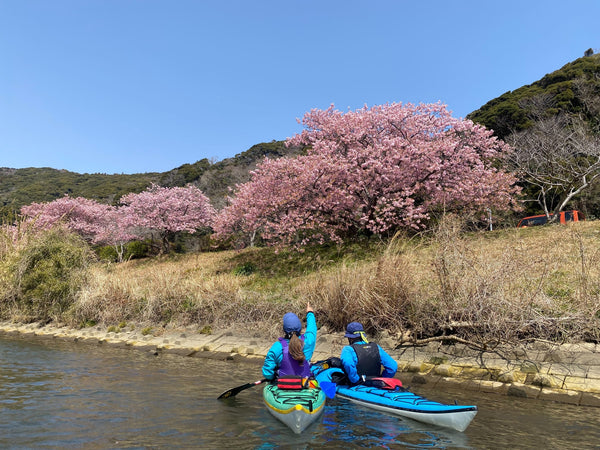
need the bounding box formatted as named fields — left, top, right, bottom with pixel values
left=263, top=383, right=325, bottom=434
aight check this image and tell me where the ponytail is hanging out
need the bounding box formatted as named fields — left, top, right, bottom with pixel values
left=288, top=333, right=305, bottom=363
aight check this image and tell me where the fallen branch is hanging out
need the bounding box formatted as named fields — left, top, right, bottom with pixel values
left=397, top=335, right=490, bottom=351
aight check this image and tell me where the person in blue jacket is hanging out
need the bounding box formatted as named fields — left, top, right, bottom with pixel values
left=340, top=321, right=398, bottom=384
left=262, top=302, right=316, bottom=380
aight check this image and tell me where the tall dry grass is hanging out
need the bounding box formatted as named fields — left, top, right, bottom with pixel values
left=2, top=217, right=600, bottom=344
left=299, top=233, right=418, bottom=335
left=301, top=216, right=600, bottom=345
left=73, top=253, right=304, bottom=336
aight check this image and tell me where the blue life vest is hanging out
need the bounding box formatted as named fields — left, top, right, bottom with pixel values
left=278, top=336, right=311, bottom=377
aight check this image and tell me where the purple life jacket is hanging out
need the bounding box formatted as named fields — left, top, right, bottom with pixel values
left=278, top=336, right=311, bottom=377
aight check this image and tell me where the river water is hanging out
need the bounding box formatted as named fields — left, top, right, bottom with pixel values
left=1, top=333, right=599, bottom=449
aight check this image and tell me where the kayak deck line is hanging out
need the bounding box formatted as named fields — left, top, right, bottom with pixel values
left=338, top=385, right=479, bottom=414
left=264, top=400, right=325, bottom=415
left=339, top=393, right=478, bottom=414
left=337, top=389, right=478, bottom=414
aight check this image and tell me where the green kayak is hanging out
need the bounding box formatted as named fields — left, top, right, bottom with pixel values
left=262, top=383, right=326, bottom=434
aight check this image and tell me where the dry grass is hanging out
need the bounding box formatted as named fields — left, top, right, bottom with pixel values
left=2, top=217, right=600, bottom=344
left=73, top=253, right=305, bottom=336
left=300, top=236, right=418, bottom=334
left=301, top=216, right=600, bottom=344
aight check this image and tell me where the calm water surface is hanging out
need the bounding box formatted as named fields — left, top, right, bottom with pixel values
left=1, top=333, right=599, bottom=449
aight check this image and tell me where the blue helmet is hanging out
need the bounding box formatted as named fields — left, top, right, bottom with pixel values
left=283, top=312, right=302, bottom=334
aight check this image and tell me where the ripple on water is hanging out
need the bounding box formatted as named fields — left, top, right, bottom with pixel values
left=1, top=334, right=600, bottom=449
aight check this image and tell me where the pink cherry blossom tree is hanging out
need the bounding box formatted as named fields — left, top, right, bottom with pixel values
left=21, top=196, right=115, bottom=242
left=93, top=208, right=139, bottom=262
left=20, top=196, right=138, bottom=261
left=119, top=184, right=215, bottom=254
left=213, top=154, right=355, bottom=248
left=214, top=102, right=520, bottom=248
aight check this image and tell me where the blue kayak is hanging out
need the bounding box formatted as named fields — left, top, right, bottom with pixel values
left=311, top=361, right=477, bottom=432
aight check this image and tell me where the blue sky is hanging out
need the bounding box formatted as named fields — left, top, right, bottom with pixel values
left=1, top=1, right=599, bottom=174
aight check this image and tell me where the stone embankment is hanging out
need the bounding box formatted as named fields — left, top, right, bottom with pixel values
left=1, top=321, right=599, bottom=408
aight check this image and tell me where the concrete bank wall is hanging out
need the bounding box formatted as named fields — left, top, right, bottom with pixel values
left=1, top=321, right=599, bottom=408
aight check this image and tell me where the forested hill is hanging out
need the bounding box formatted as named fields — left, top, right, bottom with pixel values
left=467, top=52, right=600, bottom=139
left=3, top=52, right=599, bottom=219
left=0, top=140, right=304, bottom=218
left=0, top=167, right=157, bottom=219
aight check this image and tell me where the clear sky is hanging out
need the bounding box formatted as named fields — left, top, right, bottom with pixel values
left=1, top=1, right=599, bottom=175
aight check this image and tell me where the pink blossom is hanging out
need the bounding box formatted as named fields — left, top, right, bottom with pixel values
left=215, top=102, right=519, bottom=248
left=120, top=184, right=215, bottom=253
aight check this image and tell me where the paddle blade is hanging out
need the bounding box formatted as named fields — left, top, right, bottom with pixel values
left=217, top=387, right=241, bottom=400
left=320, top=381, right=337, bottom=399
left=217, top=379, right=266, bottom=400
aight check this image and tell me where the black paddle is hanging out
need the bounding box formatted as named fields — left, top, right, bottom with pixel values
left=217, top=379, right=268, bottom=399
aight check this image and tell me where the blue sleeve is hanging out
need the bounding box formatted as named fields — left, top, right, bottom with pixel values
left=340, top=345, right=359, bottom=384
left=302, top=312, right=317, bottom=361
left=378, top=345, right=398, bottom=378
left=262, top=341, right=283, bottom=380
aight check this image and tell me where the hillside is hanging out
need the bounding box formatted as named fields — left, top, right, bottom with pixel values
left=0, top=140, right=304, bottom=218
left=468, top=53, right=600, bottom=139
left=162, top=140, right=305, bottom=209
left=0, top=168, right=159, bottom=219
left=3, top=53, right=599, bottom=219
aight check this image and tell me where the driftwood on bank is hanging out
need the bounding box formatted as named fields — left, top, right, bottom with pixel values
left=394, top=314, right=599, bottom=353
left=397, top=335, right=490, bottom=352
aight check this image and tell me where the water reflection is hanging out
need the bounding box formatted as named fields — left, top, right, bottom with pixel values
left=317, top=399, right=472, bottom=449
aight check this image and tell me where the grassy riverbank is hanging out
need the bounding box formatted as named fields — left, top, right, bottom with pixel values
left=1, top=216, right=600, bottom=345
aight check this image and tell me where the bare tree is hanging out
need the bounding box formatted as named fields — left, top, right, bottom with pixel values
left=507, top=112, right=600, bottom=219
left=573, top=77, right=600, bottom=132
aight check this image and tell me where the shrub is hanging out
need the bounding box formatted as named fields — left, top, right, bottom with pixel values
left=96, top=245, right=118, bottom=262
left=5, top=226, right=93, bottom=321
left=233, top=261, right=256, bottom=276
left=125, top=240, right=151, bottom=260
left=95, top=240, right=151, bottom=263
